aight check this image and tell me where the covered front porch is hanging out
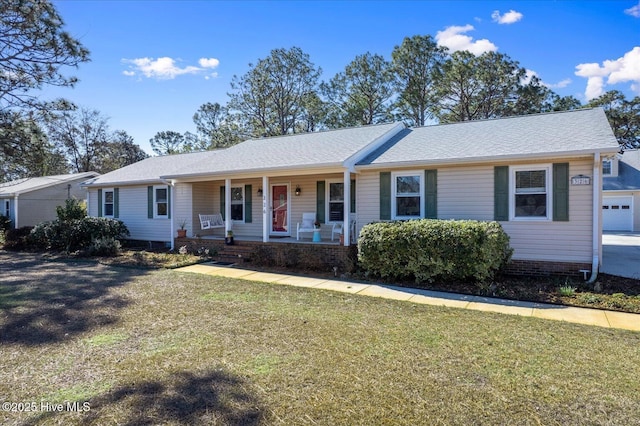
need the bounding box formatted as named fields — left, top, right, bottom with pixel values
left=170, top=169, right=357, bottom=249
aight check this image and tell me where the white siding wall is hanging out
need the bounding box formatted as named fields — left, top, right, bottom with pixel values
left=88, top=186, right=172, bottom=243
left=357, top=158, right=595, bottom=264
left=173, top=183, right=193, bottom=236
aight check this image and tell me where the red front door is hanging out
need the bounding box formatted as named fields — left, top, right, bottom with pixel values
left=271, top=184, right=289, bottom=234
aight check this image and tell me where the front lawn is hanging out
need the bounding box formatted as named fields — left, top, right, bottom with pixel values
left=1, top=251, right=639, bottom=425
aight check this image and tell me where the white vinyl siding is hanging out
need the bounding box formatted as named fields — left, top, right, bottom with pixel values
left=89, top=186, right=172, bottom=242
left=357, top=158, right=595, bottom=264
left=14, top=178, right=89, bottom=227
left=173, top=183, right=193, bottom=236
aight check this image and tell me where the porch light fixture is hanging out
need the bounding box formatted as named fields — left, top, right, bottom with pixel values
left=257, top=187, right=263, bottom=196
left=295, top=185, right=301, bottom=196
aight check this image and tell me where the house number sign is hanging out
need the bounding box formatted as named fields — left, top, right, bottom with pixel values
left=571, top=175, right=591, bottom=185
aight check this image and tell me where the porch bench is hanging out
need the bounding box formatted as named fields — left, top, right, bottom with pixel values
left=199, top=213, right=225, bottom=230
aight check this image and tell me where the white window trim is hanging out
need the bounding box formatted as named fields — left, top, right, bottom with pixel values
left=509, top=164, right=552, bottom=221
left=602, top=159, right=612, bottom=176
left=153, top=185, right=169, bottom=219
left=103, top=188, right=115, bottom=218
left=230, top=185, right=245, bottom=223
left=391, top=170, right=424, bottom=220
left=3, top=199, right=9, bottom=217
left=326, top=179, right=345, bottom=224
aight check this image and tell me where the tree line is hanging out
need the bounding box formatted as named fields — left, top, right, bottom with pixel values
left=0, top=0, right=147, bottom=182
left=1, top=1, right=638, bottom=182
left=152, top=43, right=639, bottom=155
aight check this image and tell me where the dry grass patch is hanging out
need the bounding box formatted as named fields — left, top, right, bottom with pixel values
left=1, top=251, right=640, bottom=425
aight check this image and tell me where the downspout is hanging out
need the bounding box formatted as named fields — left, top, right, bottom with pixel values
left=587, top=152, right=600, bottom=284
left=14, top=195, right=18, bottom=229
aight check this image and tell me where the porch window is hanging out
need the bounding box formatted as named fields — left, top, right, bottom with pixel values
left=3, top=199, right=9, bottom=217
left=103, top=189, right=115, bottom=217
left=392, top=172, right=422, bottom=219
left=328, top=182, right=344, bottom=222
left=512, top=166, right=550, bottom=219
left=231, top=186, right=244, bottom=221
left=154, top=186, right=168, bottom=218
left=602, top=160, right=612, bottom=176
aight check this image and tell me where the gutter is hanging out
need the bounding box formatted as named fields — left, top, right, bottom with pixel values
left=355, top=148, right=620, bottom=171
left=587, top=152, right=601, bottom=284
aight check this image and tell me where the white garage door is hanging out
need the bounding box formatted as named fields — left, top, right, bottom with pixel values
left=603, top=196, right=633, bottom=231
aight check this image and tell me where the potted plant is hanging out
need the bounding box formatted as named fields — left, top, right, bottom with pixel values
left=177, top=219, right=188, bottom=238
left=225, top=229, right=234, bottom=245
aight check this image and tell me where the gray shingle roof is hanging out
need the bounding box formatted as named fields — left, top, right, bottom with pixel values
left=357, top=108, right=619, bottom=167
left=83, top=151, right=222, bottom=186
left=0, top=172, right=99, bottom=196
left=604, top=150, right=640, bottom=191
left=162, top=123, right=403, bottom=179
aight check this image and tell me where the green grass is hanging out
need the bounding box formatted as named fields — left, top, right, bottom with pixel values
left=1, top=252, right=640, bottom=425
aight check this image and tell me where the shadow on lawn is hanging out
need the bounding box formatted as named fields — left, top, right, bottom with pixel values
left=26, top=369, right=265, bottom=425
left=0, top=251, right=144, bottom=345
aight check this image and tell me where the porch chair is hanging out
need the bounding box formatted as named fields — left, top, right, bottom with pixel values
left=331, top=219, right=357, bottom=242
left=296, top=212, right=316, bottom=240
left=199, top=213, right=225, bottom=230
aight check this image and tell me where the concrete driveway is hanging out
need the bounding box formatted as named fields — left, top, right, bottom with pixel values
left=602, top=232, right=640, bottom=280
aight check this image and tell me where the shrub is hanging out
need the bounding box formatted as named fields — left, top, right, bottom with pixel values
left=358, top=219, right=512, bottom=283
left=3, top=226, right=35, bottom=251
left=55, top=199, right=87, bottom=221
left=87, top=237, right=122, bottom=256
left=0, top=214, right=11, bottom=231
left=29, top=217, right=129, bottom=252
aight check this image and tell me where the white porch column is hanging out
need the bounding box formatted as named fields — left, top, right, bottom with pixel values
left=170, top=181, right=175, bottom=250
left=262, top=176, right=269, bottom=242
left=225, top=178, right=232, bottom=233
left=14, top=195, right=18, bottom=229
left=343, top=170, right=350, bottom=246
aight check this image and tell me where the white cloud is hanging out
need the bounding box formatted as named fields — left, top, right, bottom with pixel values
left=435, top=25, right=498, bottom=55
left=547, top=78, right=572, bottom=89
left=199, top=58, right=220, bottom=68
left=122, top=56, right=220, bottom=80
left=625, top=1, right=640, bottom=17
left=575, top=47, right=640, bottom=99
left=521, top=69, right=571, bottom=89
left=491, top=10, right=523, bottom=24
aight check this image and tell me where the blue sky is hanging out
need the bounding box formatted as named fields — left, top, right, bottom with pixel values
left=44, top=0, right=640, bottom=155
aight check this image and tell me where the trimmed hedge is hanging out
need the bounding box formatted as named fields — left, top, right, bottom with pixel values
left=358, top=219, right=512, bottom=283
left=29, top=217, right=129, bottom=252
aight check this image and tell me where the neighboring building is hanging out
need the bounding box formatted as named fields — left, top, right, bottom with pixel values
left=83, top=108, right=619, bottom=276
left=602, top=149, right=640, bottom=232
left=0, top=172, right=99, bottom=228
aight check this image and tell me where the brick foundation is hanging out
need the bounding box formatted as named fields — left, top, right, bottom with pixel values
left=503, top=259, right=592, bottom=277
left=175, top=237, right=355, bottom=272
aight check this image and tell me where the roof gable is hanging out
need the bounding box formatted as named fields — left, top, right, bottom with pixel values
left=604, top=150, right=640, bottom=191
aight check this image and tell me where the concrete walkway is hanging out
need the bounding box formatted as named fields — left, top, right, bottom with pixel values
left=177, top=263, right=640, bottom=332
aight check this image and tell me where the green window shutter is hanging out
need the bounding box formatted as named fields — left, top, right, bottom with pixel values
left=425, top=170, right=437, bottom=219
left=350, top=179, right=356, bottom=214
left=380, top=172, right=391, bottom=220
left=167, top=186, right=171, bottom=219
left=553, top=163, right=569, bottom=221
left=114, top=188, right=119, bottom=218
left=97, top=189, right=103, bottom=217
left=147, top=186, right=153, bottom=219
left=316, top=181, right=326, bottom=223
left=494, top=166, right=509, bottom=221
left=244, top=184, right=252, bottom=223
left=220, top=186, right=225, bottom=220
